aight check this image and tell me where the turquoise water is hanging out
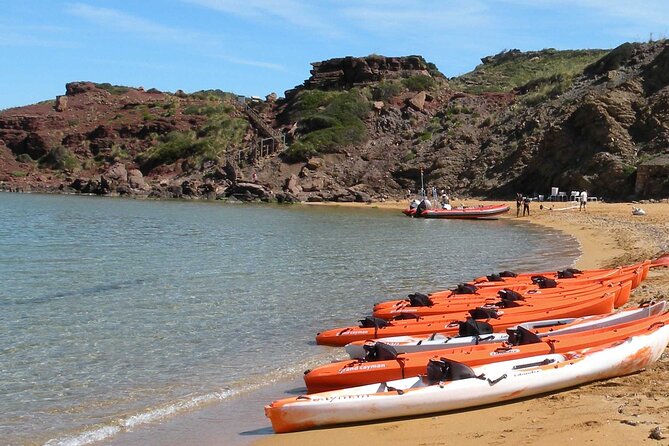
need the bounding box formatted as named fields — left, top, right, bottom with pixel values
left=0, top=193, right=580, bottom=445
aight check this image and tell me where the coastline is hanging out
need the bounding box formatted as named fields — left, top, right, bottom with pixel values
left=256, top=199, right=669, bottom=446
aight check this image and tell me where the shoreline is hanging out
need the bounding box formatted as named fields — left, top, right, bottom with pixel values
left=255, top=199, right=669, bottom=446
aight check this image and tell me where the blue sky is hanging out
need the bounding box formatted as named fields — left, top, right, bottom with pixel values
left=1, top=0, right=669, bottom=109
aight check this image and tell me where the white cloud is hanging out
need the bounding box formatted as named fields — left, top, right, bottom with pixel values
left=0, top=22, right=77, bottom=47
left=67, top=3, right=284, bottom=71
left=221, top=56, right=286, bottom=71
left=339, top=0, right=488, bottom=33
left=184, top=0, right=342, bottom=37
left=501, top=0, right=669, bottom=29
left=67, top=3, right=198, bottom=43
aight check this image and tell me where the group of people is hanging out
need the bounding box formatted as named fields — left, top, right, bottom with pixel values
left=407, top=188, right=453, bottom=211
left=516, top=190, right=589, bottom=217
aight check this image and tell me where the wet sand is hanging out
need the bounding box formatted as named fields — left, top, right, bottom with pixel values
left=256, top=199, right=669, bottom=446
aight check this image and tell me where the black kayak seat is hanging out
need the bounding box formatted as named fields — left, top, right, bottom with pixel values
left=426, top=358, right=478, bottom=384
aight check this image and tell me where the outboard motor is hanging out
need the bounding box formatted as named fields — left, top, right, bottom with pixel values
left=408, top=292, right=433, bottom=307
left=426, top=358, right=479, bottom=385
left=363, top=342, right=399, bottom=362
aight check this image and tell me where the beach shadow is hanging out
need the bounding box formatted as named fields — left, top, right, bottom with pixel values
left=240, top=426, right=274, bottom=436
left=284, top=386, right=307, bottom=395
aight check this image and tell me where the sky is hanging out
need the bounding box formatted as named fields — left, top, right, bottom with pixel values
left=1, top=0, right=669, bottom=109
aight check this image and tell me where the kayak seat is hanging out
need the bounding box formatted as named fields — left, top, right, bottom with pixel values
left=408, top=292, right=433, bottom=307
left=498, top=289, right=524, bottom=301
left=458, top=318, right=493, bottom=337
left=496, top=298, right=522, bottom=308
left=468, top=307, right=500, bottom=320
left=486, top=273, right=503, bottom=282
left=453, top=283, right=478, bottom=294
left=363, top=342, right=399, bottom=361
left=531, top=275, right=557, bottom=288
left=359, top=316, right=389, bottom=328
left=506, top=326, right=543, bottom=345
left=557, top=267, right=582, bottom=279
left=499, top=270, right=518, bottom=277
left=426, top=358, right=479, bottom=385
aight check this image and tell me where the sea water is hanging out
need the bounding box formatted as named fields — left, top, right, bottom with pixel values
left=0, top=193, right=580, bottom=445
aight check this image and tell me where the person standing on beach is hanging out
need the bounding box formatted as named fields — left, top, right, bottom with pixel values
left=580, top=190, right=588, bottom=211
left=516, top=193, right=523, bottom=217
left=523, top=196, right=531, bottom=216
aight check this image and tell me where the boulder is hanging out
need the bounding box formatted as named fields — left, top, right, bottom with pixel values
left=127, top=169, right=149, bottom=190
left=408, top=91, right=427, bottom=111
left=305, top=157, right=323, bottom=170
left=55, top=96, right=68, bottom=112
left=106, top=163, right=128, bottom=183
left=284, top=174, right=302, bottom=195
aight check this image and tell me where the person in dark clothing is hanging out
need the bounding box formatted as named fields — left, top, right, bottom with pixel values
left=522, top=196, right=531, bottom=216
left=516, top=193, right=523, bottom=217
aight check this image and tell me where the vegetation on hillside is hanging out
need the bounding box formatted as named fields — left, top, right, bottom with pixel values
left=449, top=48, right=608, bottom=96
left=137, top=99, right=248, bottom=172
left=94, top=83, right=131, bottom=95
left=283, top=89, right=371, bottom=161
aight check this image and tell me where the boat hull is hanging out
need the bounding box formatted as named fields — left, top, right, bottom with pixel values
left=267, top=324, right=669, bottom=433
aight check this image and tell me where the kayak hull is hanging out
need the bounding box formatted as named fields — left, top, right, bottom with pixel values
left=267, top=324, right=669, bottom=433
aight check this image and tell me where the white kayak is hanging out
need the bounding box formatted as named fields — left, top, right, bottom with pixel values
left=266, top=321, right=669, bottom=433
left=345, top=301, right=667, bottom=359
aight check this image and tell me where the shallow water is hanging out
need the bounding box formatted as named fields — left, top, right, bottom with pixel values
left=0, top=193, right=580, bottom=445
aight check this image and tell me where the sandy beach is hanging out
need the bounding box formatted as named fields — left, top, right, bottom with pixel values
left=256, top=199, right=669, bottom=446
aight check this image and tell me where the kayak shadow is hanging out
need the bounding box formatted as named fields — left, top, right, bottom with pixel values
left=284, top=386, right=308, bottom=395
left=240, top=426, right=274, bottom=436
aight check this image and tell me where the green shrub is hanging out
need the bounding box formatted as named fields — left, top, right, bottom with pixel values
left=418, top=131, right=432, bottom=141
left=16, top=153, right=34, bottom=163
left=285, top=89, right=371, bottom=160
left=138, top=131, right=202, bottom=170
left=39, top=146, right=79, bottom=170
left=372, top=80, right=404, bottom=101
left=402, top=75, right=436, bottom=91
left=94, top=83, right=131, bottom=95
left=450, top=49, right=608, bottom=93
left=402, top=150, right=417, bottom=162
left=10, top=170, right=27, bottom=177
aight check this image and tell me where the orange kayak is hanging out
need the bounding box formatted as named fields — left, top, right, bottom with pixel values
left=373, top=267, right=640, bottom=314
left=469, top=260, right=650, bottom=287
left=306, top=307, right=669, bottom=392
left=316, top=287, right=618, bottom=346
left=373, top=273, right=634, bottom=319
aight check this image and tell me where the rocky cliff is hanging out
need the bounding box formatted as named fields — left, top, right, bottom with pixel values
left=2, top=43, right=669, bottom=202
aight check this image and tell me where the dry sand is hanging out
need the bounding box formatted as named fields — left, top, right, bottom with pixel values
left=256, top=199, right=669, bottom=446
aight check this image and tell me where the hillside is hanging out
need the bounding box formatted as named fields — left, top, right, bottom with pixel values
left=1, top=43, right=669, bottom=202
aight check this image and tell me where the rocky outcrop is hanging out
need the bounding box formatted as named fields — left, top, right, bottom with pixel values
left=286, top=55, right=435, bottom=98
left=636, top=155, right=669, bottom=197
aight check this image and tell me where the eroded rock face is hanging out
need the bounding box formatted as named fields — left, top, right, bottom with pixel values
left=287, top=55, right=434, bottom=96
